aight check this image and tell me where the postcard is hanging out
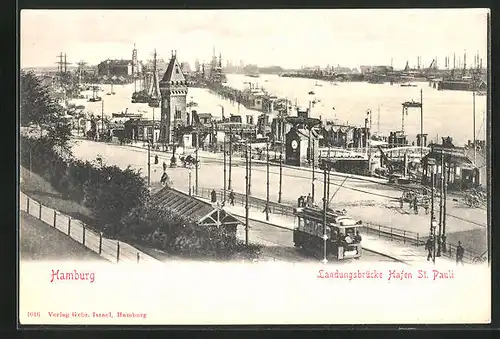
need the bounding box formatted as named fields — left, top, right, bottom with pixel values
left=19, top=8, right=491, bottom=325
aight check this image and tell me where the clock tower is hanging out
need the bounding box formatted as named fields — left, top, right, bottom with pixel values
left=159, top=50, right=188, bottom=145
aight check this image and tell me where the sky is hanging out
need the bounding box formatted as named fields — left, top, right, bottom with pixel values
left=20, top=9, right=489, bottom=70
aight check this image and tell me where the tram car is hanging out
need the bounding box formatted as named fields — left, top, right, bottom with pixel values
left=293, top=206, right=363, bottom=260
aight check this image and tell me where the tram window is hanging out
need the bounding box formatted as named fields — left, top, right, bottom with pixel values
left=298, top=217, right=303, bottom=230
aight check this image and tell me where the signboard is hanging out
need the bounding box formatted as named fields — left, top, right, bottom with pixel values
left=431, top=146, right=466, bottom=158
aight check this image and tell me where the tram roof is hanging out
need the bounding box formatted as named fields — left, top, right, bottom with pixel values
left=294, top=207, right=361, bottom=227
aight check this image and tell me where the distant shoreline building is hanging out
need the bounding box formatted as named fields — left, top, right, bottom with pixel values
left=97, top=59, right=136, bottom=78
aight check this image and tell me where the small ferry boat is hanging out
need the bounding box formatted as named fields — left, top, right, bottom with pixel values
left=400, top=83, right=417, bottom=87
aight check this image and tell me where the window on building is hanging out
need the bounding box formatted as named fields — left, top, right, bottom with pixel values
left=175, top=108, right=182, bottom=120
left=176, top=67, right=179, bottom=74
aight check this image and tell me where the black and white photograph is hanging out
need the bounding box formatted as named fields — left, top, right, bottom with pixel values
left=19, top=9, right=490, bottom=325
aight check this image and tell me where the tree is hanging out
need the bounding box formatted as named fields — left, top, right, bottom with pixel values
left=83, top=165, right=149, bottom=237
left=20, top=71, right=60, bottom=128
left=20, top=71, right=72, bottom=151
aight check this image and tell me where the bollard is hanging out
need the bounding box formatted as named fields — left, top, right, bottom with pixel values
left=378, top=225, right=381, bottom=238
left=99, top=233, right=103, bottom=254
left=67, top=217, right=72, bottom=236
left=116, top=242, right=120, bottom=263
left=390, top=228, right=393, bottom=241
left=39, top=203, right=42, bottom=220
left=53, top=210, right=57, bottom=228
left=403, top=231, right=406, bottom=244
left=27, top=197, right=30, bottom=214
left=82, top=224, right=86, bottom=246
left=137, top=252, right=140, bottom=263
left=417, top=234, right=420, bottom=247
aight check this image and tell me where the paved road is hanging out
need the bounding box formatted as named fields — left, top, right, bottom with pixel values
left=239, top=218, right=397, bottom=263
left=69, top=139, right=487, bottom=238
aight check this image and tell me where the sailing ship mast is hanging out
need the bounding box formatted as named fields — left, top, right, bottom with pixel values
left=148, top=49, right=160, bottom=107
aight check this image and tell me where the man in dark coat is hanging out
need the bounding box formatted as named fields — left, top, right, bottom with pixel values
left=425, top=237, right=434, bottom=261
left=229, top=190, right=235, bottom=206
left=163, top=161, right=167, bottom=172
left=211, top=189, right=217, bottom=203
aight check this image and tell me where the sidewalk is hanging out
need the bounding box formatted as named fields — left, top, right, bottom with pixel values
left=19, top=191, right=160, bottom=265
left=193, top=193, right=457, bottom=266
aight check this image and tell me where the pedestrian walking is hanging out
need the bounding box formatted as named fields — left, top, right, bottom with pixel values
left=306, top=193, right=312, bottom=207
left=211, top=189, right=217, bottom=203
left=154, top=155, right=159, bottom=165
left=413, top=197, right=418, bottom=214
left=425, top=237, right=434, bottom=261
left=424, top=201, right=429, bottom=215
left=297, top=195, right=304, bottom=207
left=399, top=196, right=404, bottom=209
left=456, top=241, right=465, bottom=266
left=162, top=161, right=167, bottom=172
left=229, top=190, right=235, bottom=206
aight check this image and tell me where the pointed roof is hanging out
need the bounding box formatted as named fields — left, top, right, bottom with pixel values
left=161, top=55, right=186, bottom=83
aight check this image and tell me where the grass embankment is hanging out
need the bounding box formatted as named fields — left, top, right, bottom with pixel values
left=20, top=211, right=104, bottom=261
left=20, top=166, right=95, bottom=226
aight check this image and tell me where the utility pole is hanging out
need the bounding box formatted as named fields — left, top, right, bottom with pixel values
left=442, top=158, right=448, bottom=253
left=322, top=166, right=328, bottom=264
left=152, top=107, right=155, bottom=144
left=223, top=129, right=227, bottom=203
left=473, top=91, right=476, bottom=165
left=188, top=169, right=192, bottom=196
left=228, top=127, right=232, bottom=190
left=147, top=140, right=151, bottom=187
left=420, top=89, right=424, bottom=160
left=245, top=140, right=249, bottom=245
left=249, top=141, right=252, bottom=195
left=195, top=132, right=199, bottom=196
left=310, top=128, right=315, bottom=203
left=278, top=107, right=285, bottom=203
left=430, top=166, right=436, bottom=264
left=265, top=139, right=270, bottom=221
left=101, top=100, right=104, bottom=140
left=437, top=149, right=444, bottom=256
left=377, top=105, right=380, bottom=134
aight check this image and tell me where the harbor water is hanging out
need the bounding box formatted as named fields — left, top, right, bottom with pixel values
left=72, top=74, right=487, bottom=146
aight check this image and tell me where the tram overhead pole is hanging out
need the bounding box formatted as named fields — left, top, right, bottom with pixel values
left=322, top=165, right=329, bottom=264
left=245, top=140, right=249, bottom=245
left=265, top=139, right=270, bottom=221
left=228, top=126, right=232, bottom=190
